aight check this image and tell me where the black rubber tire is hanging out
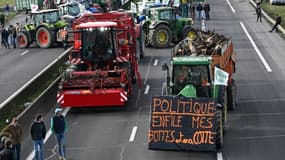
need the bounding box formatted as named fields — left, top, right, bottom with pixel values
left=183, top=27, right=197, bottom=40
left=36, top=27, right=54, bottom=48
left=227, top=81, right=237, bottom=110
left=16, top=32, right=30, bottom=48
left=216, top=109, right=224, bottom=149
left=149, top=24, right=172, bottom=48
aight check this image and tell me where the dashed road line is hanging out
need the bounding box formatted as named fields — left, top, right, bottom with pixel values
left=129, top=126, right=138, bottom=142
left=144, top=85, right=150, bottom=94
left=154, top=59, right=158, bottom=66
left=217, top=152, right=223, bottom=160
left=240, top=21, right=272, bottom=72
left=21, top=50, right=29, bottom=56
left=226, top=0, right=236, bottom=13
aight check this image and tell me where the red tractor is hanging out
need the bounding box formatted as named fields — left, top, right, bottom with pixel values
left=57, top=11, right=143, bottom=107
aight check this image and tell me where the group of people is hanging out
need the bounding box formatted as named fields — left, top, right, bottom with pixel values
left=191, top=1, right=211, bottom=20
left=255, top=1, right=282, bottom=32
left=0, top=108, right=68, bottom=160
left=0, top=23, right=20, bottom=49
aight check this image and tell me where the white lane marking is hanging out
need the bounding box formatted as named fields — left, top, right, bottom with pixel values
left=129, top=126, right=138, bottom=142
left=144, top=85, right=150, bottom=94
left=226, top=0, right=236, bottom=13
left=154, top=59, right=158, bottom=66
left=26, top=107, right=71, bottom=160
left=0, top=47, right=72, bottom=111
left=217, top=152, right=223, bottom=160
left=240, top=22, right=272, bottom=72
left=20, top=50, right=29, bottom=56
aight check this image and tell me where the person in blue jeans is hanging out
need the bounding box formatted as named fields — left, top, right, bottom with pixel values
left=30, top=114, right=46, bottom=160
left=51, top=108, right=67, bottom=160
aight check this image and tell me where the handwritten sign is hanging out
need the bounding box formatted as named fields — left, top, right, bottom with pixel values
left=148, top=96, right=217, bottom=151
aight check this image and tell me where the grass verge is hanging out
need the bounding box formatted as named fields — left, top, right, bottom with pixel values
left=0, top=55, right=69, bottom=130
left=261, top=3, right=285, bottom=28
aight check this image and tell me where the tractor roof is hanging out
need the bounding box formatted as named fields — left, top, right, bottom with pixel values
left=149, top=6, right=173, bottom=11
left=172, top=56, right=211, bottom=65
left=33, top=9, right=59, bottom=14
left=78, top=21, right=117, bottom=28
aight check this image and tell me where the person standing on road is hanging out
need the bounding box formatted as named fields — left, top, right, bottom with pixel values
left=30, top=114, right=46, bottom=160
left=203, top=1, right=210, bottom=20
left=269, top=14, right=282, bottom=32
left=0, top=117, right=22, bottom=160
left=0, top=139, right=16, bottom=160
left=256, top=2, right=262, bottom=22
left=5, top=4, right=10, bottom=16
left=0, top=13, right=4, bottom=26
left=2, top=26, right=9, bottom=49
left=51, top=108, right=67, bottom=160
left=196, top=2, right=203, bottom=20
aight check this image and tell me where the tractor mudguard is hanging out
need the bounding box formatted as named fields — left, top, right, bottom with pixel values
left=149, top=21, right=171, bottom=30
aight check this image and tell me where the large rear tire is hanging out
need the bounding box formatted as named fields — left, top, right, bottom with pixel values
left=149, top=24, right=172, bottom=48
left=216, top=109, right=224, bottom=149
left=36, top=27, right=54, bottom=48
left=16, top=32, right=30, bottom=48
left=227, top=80, right=237, bottom=110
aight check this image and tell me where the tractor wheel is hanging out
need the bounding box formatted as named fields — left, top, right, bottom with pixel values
left=149, top=24, right=172, bottom=48
left=216, top=109, right=224, bottom=149
left=16, top=32, right=30, bottom=48
left=36, top=27, right=54, bottom=48
left=183, top=27, right=197, bottom=40
left=227, top=81, right=237, bottom=110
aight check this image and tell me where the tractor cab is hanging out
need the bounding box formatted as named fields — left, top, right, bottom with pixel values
left=163, top=56, right=212, bottom=98
left=33, top=9, right=62, bottom=26
left=78, top=22, right=117, bottom=64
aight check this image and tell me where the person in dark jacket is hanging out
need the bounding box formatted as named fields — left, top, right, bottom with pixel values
left=30, top=114, right=46, bottom=160
left=204, top=1, right=210, bottom=20
left=0, top=139, right=16, bottom=160
left=256, top=2, right=262, bottom=22
left=51, top=108, right=67, bottom=160
left=2, top=27, right=9, bottom=49
left=196, top=2, right=203, bottom=20
left=269, top=14, right=282, bottom=32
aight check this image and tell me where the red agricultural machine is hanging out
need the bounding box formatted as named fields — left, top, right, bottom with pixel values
left=57, top=11, right=143, bottom=107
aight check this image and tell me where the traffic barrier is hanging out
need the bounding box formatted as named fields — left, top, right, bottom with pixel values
left=0, top=48, right=70, bottom=133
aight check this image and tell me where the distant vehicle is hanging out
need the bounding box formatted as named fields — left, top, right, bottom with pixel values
left=142, top=6, right=194, bottom=48
left=16, top=9, right=68, bottom=48
left=15, top=0, right=44, bottom=11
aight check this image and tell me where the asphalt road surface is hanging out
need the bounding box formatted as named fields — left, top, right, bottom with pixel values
left=0, top=47, right=66, bottom=103
left=19, top=0, right=285, bottom=159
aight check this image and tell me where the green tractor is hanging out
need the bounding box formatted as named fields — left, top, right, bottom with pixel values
left=16, top=9, right=68, bottom=49
left=161, top=31, right=237, bottom=149
left=142, top=6, right=195, bottom=48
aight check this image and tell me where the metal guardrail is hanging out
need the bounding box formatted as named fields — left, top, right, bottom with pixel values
left=0, top=47, right=71, bottom=128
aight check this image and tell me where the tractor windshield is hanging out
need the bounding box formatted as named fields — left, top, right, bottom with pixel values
left=67, top=4, right=80, bottom=17
left=44, top=11, right=60, bottom=23
left=172, top=64, right=211, bottom=97
left=82, top=28, right=115, bottom=63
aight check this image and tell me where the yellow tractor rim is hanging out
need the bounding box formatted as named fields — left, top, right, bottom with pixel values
left=186, top=31, right=197, bottom=40
left=158, top=30, right=168, bottom=44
